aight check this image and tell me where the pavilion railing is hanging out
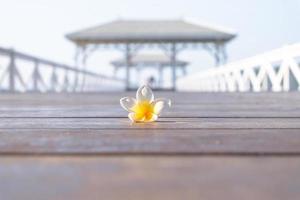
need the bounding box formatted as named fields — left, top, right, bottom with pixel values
left=0, top=47, right=124, bottom=92
left=177, top=43, right=300, bottom=92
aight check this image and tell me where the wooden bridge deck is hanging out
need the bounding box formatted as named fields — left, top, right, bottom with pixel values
left=0, top=92, right=300, bottom=200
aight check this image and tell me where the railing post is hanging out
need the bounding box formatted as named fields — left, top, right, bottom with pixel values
left=8, top=49, right=16, bottom=92
left=33, top=60, right=39, bottom=92
left=261, top=75, right=269, bottom=91
left=63, top=69, right=69, bottom=92
left=50, top=67, right=58, bottom=92
left=125, top=43, right=131, bottom=91
left=171, top=43, right=177, bottom=91
left=283, top=68, right=290, bottom=92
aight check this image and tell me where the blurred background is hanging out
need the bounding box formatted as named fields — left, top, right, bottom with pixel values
left=0, top=0, right=299, bottom=92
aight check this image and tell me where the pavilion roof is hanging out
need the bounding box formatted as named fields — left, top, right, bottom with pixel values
left=66, top=19, right=237, bottom=45
left=111, top=54, right=189, bottom=67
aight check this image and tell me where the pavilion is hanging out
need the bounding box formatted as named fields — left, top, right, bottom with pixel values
left=66, top=19, right=236, bottom=90
left=111, top=54, right=189, bottom=89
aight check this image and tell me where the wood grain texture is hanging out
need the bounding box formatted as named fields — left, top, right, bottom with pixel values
left=0, top=129, right=299, bottom=155
left=0, top=156, right=300, bottom=200
left=0, top=104, right=300, bottom=117
left=0, top=92, right=299, bottom=105
left=0, top=92, right=299, bottom=118
left=0, top=92, right=299, bottom=200
left=0, top=117, right=299, bottom=129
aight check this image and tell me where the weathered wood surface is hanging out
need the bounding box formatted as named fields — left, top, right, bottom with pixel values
left=0, top=92, right=299, bottom=118
left=0, top=129, right=299, bottom=155
left=0, top=92, right=299, bottom=200
left=0, top=104, right=300, bottom=117
left=1, top=117, right=300, bottom=129
left=1, top=156, right=300, bottom=200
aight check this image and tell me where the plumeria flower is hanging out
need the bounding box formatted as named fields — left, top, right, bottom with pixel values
left=120, top=85, right=171, bottom=122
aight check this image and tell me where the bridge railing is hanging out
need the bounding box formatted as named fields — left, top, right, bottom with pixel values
left=177, top=43, right=300, bottom=92
left=0, top=47, right=125, bottom=92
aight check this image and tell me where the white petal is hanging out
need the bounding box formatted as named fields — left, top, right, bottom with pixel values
left=153, top=98, right=171, bottom=115
left=128, top=113, right=145, bottom=122
left=136, top=85, right=154, bottom=102
left=147, top=114, right=158, bottom=122
left=120, top=97, right=136, bottom=112
left=128, top=113, right=136, bottom=122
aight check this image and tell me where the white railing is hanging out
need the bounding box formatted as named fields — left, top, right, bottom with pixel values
left=177, top=43, right=300, bottom=92
left=0, top=47, right=125, bottom=92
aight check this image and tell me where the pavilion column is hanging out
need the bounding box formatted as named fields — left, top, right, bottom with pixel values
left=182, top=66, right=187, bottom=76
left=214, top=43, right=228, bottom=66
left=214, top=43, right=221, bottom=66
left=221, top=44, right=228, bottom=64
left=158, top=65, right=163, bottom=88
left=80, top=50, right=88, bottom=92
left=170, top=43, right=177, bottom=91
left=113, top=66, right=119, bottom=78
left=73, top=46, right=81, bottom=92
left=125, top=43, right=132, bottom=91
left=73, top=46, right=88, bottom=92
left=136, top=67, right=141, bottom=87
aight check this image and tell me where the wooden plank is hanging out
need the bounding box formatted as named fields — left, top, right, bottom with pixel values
left=0, top=156, right=299, bottom=200
left=0, top=103, right=300, bottom=117
left=0, top=129, right=299, bottom=155
left=0, top=92, right=298, bottom=118
left=0, top=117, right=299, bottom=129
left=0, top=92, right=299, bottom=106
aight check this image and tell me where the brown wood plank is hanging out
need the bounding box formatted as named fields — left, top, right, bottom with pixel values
left=0, top=129, right=299, bottom=155
left=0, top=92, right=298, bottom=200
left=0, top=117, right=299, bottom=129
left=0, top=92, right=299, bottom=106
left=0, top=92, right=298, bottom=118
left=0, top=103, right=300, bottom=117
left=0, top=156, right=299, bottom=200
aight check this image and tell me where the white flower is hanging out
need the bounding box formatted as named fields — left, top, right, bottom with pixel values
left=120, top=85, right=171, bottom=122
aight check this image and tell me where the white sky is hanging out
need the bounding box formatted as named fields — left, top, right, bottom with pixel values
left=0, top=0, right=299, bottom=78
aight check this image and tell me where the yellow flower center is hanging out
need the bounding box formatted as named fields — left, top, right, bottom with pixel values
left=132, top=101, right=154, bottom=121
